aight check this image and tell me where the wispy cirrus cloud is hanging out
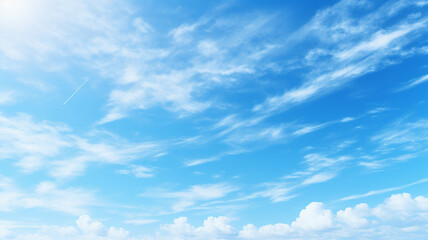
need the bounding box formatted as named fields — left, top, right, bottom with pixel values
left=371, top=118, right=428, bottom=151
left=396, top=73, right=428, bottom=91
left=140, top=183, right=238, bottom=213
left=0, top=113, right=163, bottom=178
left=0, top=175, right=96, bottom=215
left=0, top=91, right=16, bottom=105
left=229, top=153, right=352, bottom=204
left=117, top=165, right=154, bottom=178
left=254, top=0, right=428, bottom=113
left=98, top=12, right=279, bottom=123
left=340, top=177, right=428, bottom=201
left=354, top=118, right=428, bottom=170
left=3, top=192, right=428, bottom=239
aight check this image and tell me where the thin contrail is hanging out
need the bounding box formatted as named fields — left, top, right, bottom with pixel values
left=63, top=79, right=89, bottom=105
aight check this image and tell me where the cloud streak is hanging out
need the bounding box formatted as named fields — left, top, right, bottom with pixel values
left=63, top=79, right=88, bottom=105
left=340, top=177, right=428, bottom=201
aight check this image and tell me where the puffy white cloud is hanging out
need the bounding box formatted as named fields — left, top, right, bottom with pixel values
left=336, top=203, right=370, bottom=228
left=199, top=216, right=234, bottom=236
left=161, top=216, right=234, bottom=239
left=1, top=215, right=129, bottom=240
left=2, top=193, right=428, bottom=239
left=76, top=215, right=107, bottom=236
left=161, top=217, right=196, bottom=237
left=373, top=193, right=428, bottom=221
left=239, top=223, right=291, bottom=239
left=291, top=202, right=334, bottom=231
left=239, top=193, right=428, bottom=239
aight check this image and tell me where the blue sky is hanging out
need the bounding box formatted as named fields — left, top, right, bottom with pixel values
left=1, top=0, right=428, bottom=239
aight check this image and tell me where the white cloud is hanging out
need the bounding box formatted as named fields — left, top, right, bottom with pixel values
left=254, top=0, right=428, bottom=113
left=371, top=119, right=428, bottom=151
left=302, top=172, right=336, bottom=185
left=185, top=149, right=248, bottom=167
left=142, top=183, right=238, bottom=212
left=125, top=219, right=159, bottom=225
left=0, top=91, right=16, bottom=105
left=133, top=18, right=153, bottom=33
left=100, top=70, right=212, bottom=123
left=1, top=0, right=227, bottom=123
left=198, top=40, right=219, bottom=56
left=341, top=117, right=355, bottom=123
left=303, top=154, right=351, bottom=173
left=335, top=28, right=413, bottom=60
left=1, top=0, right=427, bottom=125
left=0, top=176, right=96, bottom=215
left=359, top=160, right=385, bottom=169
left=185, top=157, right=219, bottom=167
left=239, top=223, right=291, bottom=239
left=118, top=165, right=154, bottom=178
left=92, top=10, right=277, bottom=124
left=0, top=113, right=162, bottom=178
left=0, top=215, right=129, bottom=240
left=239, top=192, right=428, bottom=239
left=161, top=216, right=234, bottom=239
left=0, top=0, right=132, bottom=68
left=352, top=118, right=428, bottom=171
left=252, top=154, right=350, bottom=204
left=252, top=184, right=294, bottom=203
left=372, top=193, right=428, bottom=221
left=340, top=177, right=428, bottom=201
left=291, top=202, right=334, bottom=231
left=292, top=124, right=326, bottom=136
left=336, top=203, right=370, bottom=228
left=170, top=22, right=201, bottom=43
left=397, top=73, right=428, bottom=91
left=0, top=113, right=71, bottom=172
left=76, top=215, right=108, bottom=237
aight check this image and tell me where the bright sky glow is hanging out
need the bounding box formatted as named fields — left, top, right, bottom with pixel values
left=1, top=0, right=428, bottom=239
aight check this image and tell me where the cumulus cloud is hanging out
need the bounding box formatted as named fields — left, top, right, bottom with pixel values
left=336, top=203, right=370, bottom=228
left=372, top=193, right=428, bottom=221
left=291, top=202, right=334, bottom=231
left=2, top=193, right=428, bottom=239
left=161, top=216, right=234, bottom=239
left=239, top=193, right=428, bottom=240
left=0, top=215, right=128, bottom=240
left=76, top=215, right=108, bottom=237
